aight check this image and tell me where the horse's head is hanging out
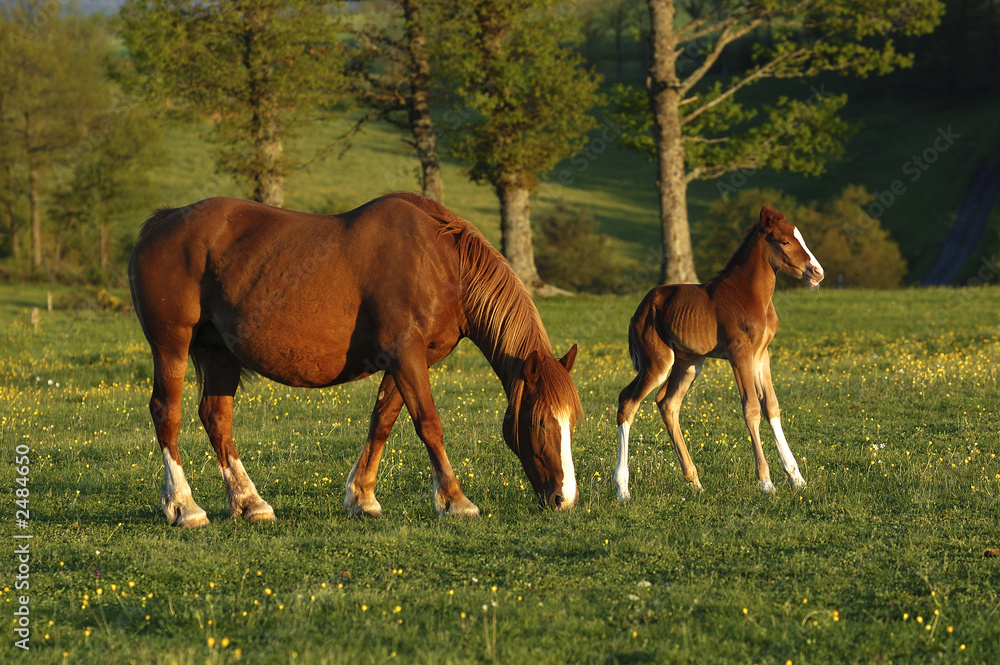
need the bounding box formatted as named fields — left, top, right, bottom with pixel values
left=503, top=344, right=582, bottom=511
left=760, top=205, right=825, bottom=287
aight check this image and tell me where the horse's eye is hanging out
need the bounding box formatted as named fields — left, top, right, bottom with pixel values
left=780, top=240, right=789, bottom=246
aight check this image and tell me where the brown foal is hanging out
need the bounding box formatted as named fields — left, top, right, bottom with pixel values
left=129, top=194, right=581, bottom=526
left=615, top=205, right=824, bottom=497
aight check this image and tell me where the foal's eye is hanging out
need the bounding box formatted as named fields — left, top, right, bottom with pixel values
left=780, top=240, right=789, bottom=246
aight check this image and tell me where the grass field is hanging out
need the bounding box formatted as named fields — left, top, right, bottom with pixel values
left=2, top=284, right=999, bottom=664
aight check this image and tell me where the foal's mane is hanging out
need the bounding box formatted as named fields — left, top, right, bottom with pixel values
left=379, top=193, right=563, bottom=390
left=717, top=223, right=766, bottom=278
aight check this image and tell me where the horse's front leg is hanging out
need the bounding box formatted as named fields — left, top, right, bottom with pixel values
left=345, top=372, right=405, bottom=517
left=759, top=349, right=806, bottom=488
left=390, top=343, right=479, bottom=518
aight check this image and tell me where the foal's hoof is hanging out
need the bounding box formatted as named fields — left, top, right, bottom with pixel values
left=688, top=480, right=705, bottom=493
left=616, top=490, right=631, bottom=503
left=760, top=479, right=777, bottom=494
left=790, top=472, right=806, bottom=489
left=175, top=511, right=210, bottom=528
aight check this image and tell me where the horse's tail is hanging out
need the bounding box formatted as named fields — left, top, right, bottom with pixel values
left=627, top=318, right=641, bottom=373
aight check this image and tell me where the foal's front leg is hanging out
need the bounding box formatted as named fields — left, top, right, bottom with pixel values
left=758, top=350, right=806, bottom=488
left=730, top=350, right=774, bottom=493
left=345, top=372, right=404, bottom=517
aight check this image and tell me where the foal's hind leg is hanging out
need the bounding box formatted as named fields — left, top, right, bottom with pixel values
left=656, top=358, right=705, bottom=492
left=758, top=350, right=805, bottom=488
left=345, top=372, right=405, bottom=517
left=616, top=348, right=674, bottom=501
left=194, top=344, right=274, bottom=522
left=151, top=349, right=209, bottom=527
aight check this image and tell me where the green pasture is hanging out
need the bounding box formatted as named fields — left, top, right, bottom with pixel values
left=2, top=284, right=999, bottom=664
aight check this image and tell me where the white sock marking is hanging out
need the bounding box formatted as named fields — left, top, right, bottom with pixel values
left=769, top=416, right=805, bottom=486
left=615, top=422, right=630, bottom=500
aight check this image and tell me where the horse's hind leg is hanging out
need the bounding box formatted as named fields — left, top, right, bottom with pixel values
left=345, top=372, right=405, bottom=517
left=656, top=358, right=705, bottom=492
left=615, top=347, right=674, bottom=501
left=151, top=348, right=209, bottom=527
left=758, top=350, right=805, bottom=488
left=193, top=341, right=275, bottom=522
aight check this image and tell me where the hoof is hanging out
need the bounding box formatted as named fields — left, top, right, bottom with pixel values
left=438, top=497, right=480, bottom=519
left=346, top=499, right=383, bottom=518
left=166, top=506, right=209, bottom=528
left=790, top=472, right=806, bottom=489
left=761, top=479, right=777, bottom=494
left=241, top=500, right=276, bottom=522
left=688, top=480, right=705, bottom=493
left=617, top=491, right=631, bottom=503
left=163, top=496, right=209, bottom=528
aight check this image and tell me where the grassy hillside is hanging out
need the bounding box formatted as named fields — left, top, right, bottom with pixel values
left=137, top=79, right=1000, bottom=289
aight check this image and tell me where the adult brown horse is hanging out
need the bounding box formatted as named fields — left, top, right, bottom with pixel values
left=128, top=193, right=581, bottom=526
left=615, top=205, right=824, bottom=498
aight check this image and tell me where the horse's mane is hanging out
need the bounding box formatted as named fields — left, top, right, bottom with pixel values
left=379, top=193, right=571, bottom=396
left=137, top=206, right=179, bottom=242
left=716, top=222, right=765, bottom=278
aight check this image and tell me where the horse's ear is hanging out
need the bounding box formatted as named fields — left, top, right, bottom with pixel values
left=760, top=205, right=777, bottom=229
left=523, top=350, right=542, bottom=386
left=559, top=344, right=578, bottom=372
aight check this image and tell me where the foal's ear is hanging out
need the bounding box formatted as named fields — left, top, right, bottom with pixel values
left=523, top=350, right=543, bottom=385
left=559, top=344, right=578, bottom=372
left=759, top=205, right=778, bottom=229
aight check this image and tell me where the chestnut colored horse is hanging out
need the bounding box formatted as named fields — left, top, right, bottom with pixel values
left=129, top=193, right=581, bottom=526
left=615, top=205, right=824, bottom=498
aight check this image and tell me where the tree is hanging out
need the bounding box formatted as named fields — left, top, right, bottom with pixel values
left=615, top=0, right=944, bottom=284
left=49, top=105, right=160, bottom=275
left=115, top=0, right=347, bottom=207
left=436, top=0, right=603, bottom=291
left=0, top=2, right=115, bottom=269
left=349, top=0, right=444, bottom=202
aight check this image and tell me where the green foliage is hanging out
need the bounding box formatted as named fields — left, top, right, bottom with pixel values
left=0, top=4, right=119, bottom=265
left=434, top=0, right=603, bottom=189
left=610, top=0, right=944, bottom=183
left=533, top=201, right=622, bottom=293
left=114, top=0, right=349, bottom=201
left=700, top=186, right=908, bottom=288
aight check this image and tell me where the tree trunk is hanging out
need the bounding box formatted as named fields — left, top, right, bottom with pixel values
left=403, top=0, right=444, bottom=204
left=253, top=130, right=284, bottom=208
left=496, top=178, right=542, bottom=289
left=29, top=165, right=42, bottom=269
left=647, top=0, right=698, bottom=284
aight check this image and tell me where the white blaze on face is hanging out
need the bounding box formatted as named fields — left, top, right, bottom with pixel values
left=793, top=226, right=824, bottom=282
left=557, top=413, right=577, bottom=508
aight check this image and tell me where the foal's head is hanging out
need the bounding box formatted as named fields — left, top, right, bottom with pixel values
left=503, top=345, right=582, bottom=511
left=759, top=205, right=825, bottom=287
